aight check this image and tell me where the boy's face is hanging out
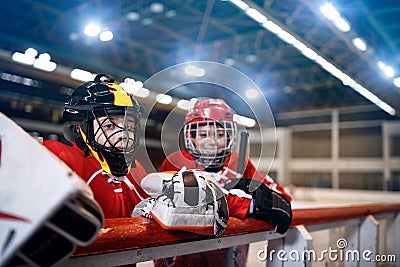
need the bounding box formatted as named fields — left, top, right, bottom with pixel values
left=93, top=114, right=135, bottom=150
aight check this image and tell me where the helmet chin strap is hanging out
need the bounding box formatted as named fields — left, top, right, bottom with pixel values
left=79, top=128, right=120, bottom=176
left=194, top=151, right=228, bottom=170
left=87, top=143, right=115, bottom=175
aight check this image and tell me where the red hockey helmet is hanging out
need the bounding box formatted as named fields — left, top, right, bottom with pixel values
left=184, top=98, right=237, bottom=169
left=185, top=98, right=234, bottom=123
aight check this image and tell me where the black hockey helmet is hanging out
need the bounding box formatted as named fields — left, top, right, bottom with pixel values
left=63, top=73, right=141, bottom=176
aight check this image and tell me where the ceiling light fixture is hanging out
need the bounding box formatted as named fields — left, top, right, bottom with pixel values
left=262, top=20, right=282, bottom=34
left=99, top=30, right=114, bottom=42
left=184, top=65, right=206, bottom=77
left=155, top=94, right=173, bottom=105
left=126, top=12, right=140, bottom=21
left=384, top=66, right=395, bottom=78
left=319, top=3, right=340, bottom=21
left=11, top=48, right=37, bottom=65
left=245, top=8, right=267, bottom=23
left=70, top=68, right=95, bottom=82
left=33, top=53, right=57, bottom=72
left=393, top=77, right=400, bottom=88
left=165, top=10, right=177, bottom=18
left=377, top=61, right=395, bottom=78
left=177, top=99, right=193, bottom=110
left=228, top=0, right=396, bottom=115
left=320, top=3, right=351, bottom=32
left=12, top=49, right=57, bottom=72
left=224, top=58, right=235, bottom=66
left=134, top=88, right=150, bottom=98
left=120, top=78, right=150, bottom=98
left=245, top=88, right=259, bottom=99
left=150, top=3, right=164, bottom=14
left=84, top=23, right=101, bottom=37
left=352, top=37, right=367, bottom=51
left=229, top=0, right=249, bottom=11
left=12, top=52, right=35, bottom=65
left=233, top=114, right=256, bottom=127
left=333, top=17, right=351, bottom=32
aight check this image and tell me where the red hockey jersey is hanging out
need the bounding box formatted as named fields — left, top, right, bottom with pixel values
left=43, top=140, right=149, bottom=218
left=157, top=150, right=291, bottom=267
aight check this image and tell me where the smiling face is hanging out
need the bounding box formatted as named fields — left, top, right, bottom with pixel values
left=184, top=119, right=236, bottom=169
left=183, top=99, right=237, bottom=169
left=193, top=123, right=228, bottom=155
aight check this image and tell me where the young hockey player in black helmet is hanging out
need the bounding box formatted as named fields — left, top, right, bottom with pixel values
left=44, top=74, right=149, bottom=218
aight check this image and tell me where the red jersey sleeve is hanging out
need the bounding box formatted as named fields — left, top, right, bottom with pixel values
left=128, top=160, right=150, bottom=199
left=43, top=140, right=88, bottom=177
left=160, top=150, right=197, bottom=172
left=225, top=194, right=252, bottom=219
left=43, top=140, right=77, bottom=164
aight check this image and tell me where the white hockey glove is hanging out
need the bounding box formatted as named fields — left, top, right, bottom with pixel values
left=138, top=168, right=229, bottom=236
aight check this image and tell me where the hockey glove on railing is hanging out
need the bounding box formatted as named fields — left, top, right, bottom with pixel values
left=224, top=178, right=292, bottom=234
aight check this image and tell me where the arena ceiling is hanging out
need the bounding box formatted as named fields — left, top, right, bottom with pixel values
left=0, top=0, right=400, bottom=126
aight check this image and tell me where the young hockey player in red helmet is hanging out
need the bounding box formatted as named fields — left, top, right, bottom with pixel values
left=44, top=74, right=149, bottom=218
left=158, top=98, right=292, bottom=266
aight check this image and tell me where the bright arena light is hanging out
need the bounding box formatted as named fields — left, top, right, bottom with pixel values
left=12, top=49, right=57, bottom=71
left=384, top=66, right=395, bottom=78
left=12, top=52, right=35, bottom=65
left=184, top=65, right=206, bottom=77
left=320, top=3, right=351, bottom=32
left=126, top=12, right=140, bottom=21
left=84, top=23, right=101, bottom=37
left=245, top=88, right=259, bottom=99
left=134, top=88, right=150, bottom=98
left=245, top=8, right=267, bottom=23
left=99, top=30, right=113, bottom=41
left=120, top=82, right=150, bottom=98
left=70, top=68, right=95, bottom=82
left=377, top=61, right=395, bottom=78
left=333, top=17, right=350, bottom=32
left=228, top=0, right=396, bottom=116
left=25, top=48, right=38, bottom=58
left=393, top=77, right=400, bottom=88
left=119, top=78, right=149, bottom=98
left=229, top=0, right=249, bottom=11
left=150, top=3, right=164, bottom=13
left=33, top=53, right=57, bottom=72
left=155, top=93, right=173, bottom=105
left=352, top=37, right=367, bottom=51
left=12, top=48, right=38, bottom=65
left=177, top=99, right=193, bottom=110
left=224, top=58, right=235, bottom=66
left=233, top=114, right=256, bottom=128
left=319, top=3, right=340, bottom=21
left=262, top=21, right=282, bottom=34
